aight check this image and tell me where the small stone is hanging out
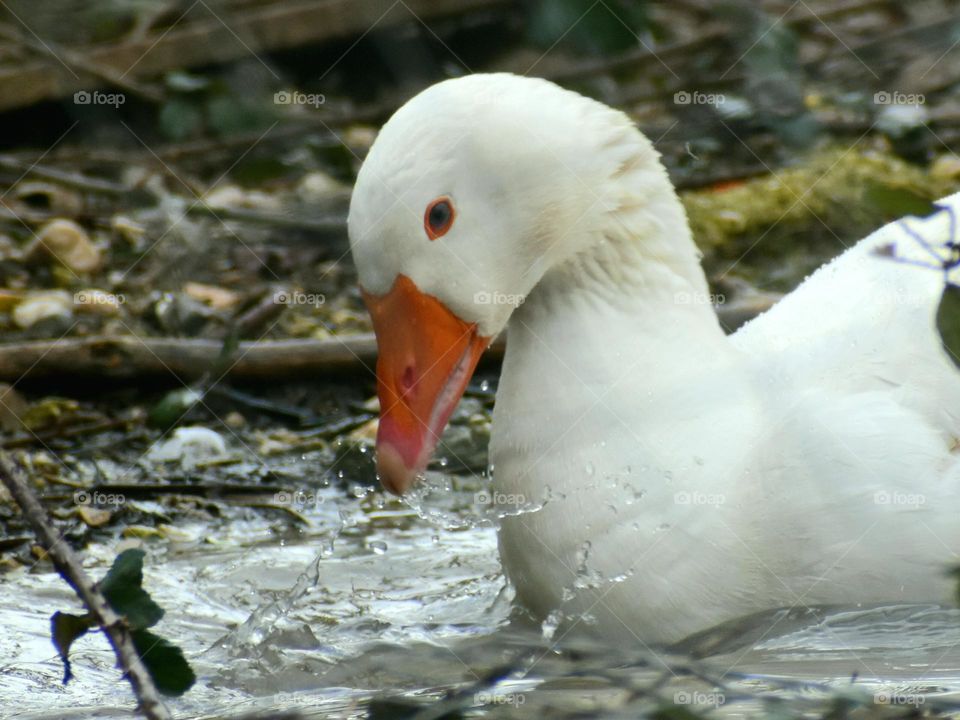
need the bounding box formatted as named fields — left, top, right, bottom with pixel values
left=12, top=290, right=73, bottom=329
left=73, top=288, right=124, bottom=315
left=147, top=426, right=228, bottom=468
left=297, top=171, right=346, bottom=203
left=183, top=281, right=240, bottom=311
left=111, top=215, right=147, bottom=245
left=224, top=411, right=246, bottom=429
left=77, top=506, right=112, bottom=527
left=32, top=219, right=102, bottom=274
left=931, top=154, right=960, bottom=181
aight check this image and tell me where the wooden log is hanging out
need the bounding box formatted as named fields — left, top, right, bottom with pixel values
left=0, top=0, right=510, bottom=111
left=0, top=291, right=776, bottom=383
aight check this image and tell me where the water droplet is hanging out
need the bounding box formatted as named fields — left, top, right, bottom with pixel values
left=368, top=540, right=387, bottom=555
left=585, top=462, right=596, bottom=476
left=541, top=609, right=563, bottom=641
left=479, top=380, right=490, bottom=392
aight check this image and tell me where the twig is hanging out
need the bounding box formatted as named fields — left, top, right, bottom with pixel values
left=0, top=335, right=384, bottom=381
left=0, top=24, right=164, bottom=104
left=0, top=154, right=131, bottom=195
left=44, top=482, right=289, bottom=502
left=0, top=453, right=172, bottom=720
left=0, top=417, right=138, bottom=449
left=186, top=203, right=347, bottom=234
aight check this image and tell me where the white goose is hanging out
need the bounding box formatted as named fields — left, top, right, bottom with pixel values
left=348, top=73, right=960, bottom=644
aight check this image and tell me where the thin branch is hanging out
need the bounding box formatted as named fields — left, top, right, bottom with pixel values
left=0, top=453, right=172, bottom=720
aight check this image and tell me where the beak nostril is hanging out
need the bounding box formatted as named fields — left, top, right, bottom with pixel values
left=400, top=365, right=416, bottom=396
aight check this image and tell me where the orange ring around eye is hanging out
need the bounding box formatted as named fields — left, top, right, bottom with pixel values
left=424, top=197, right=455, bottom=240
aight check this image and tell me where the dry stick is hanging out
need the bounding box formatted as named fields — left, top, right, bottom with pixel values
left=0, top=25, right=164, bottom=103
left=0, top=297, right=776, bottom=383
left=0, top=454, right=172, bottom=720
left=0, top=155, right=131, bottom=195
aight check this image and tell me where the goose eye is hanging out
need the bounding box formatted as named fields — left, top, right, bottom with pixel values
left=424, top=197, right=455, bottom=240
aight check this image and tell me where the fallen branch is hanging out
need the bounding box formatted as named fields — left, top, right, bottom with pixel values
left=0, top=295, right=775, bottom=383
left=0, top=0, right=511, bottom=112
left=0, top=453, right=172, bottom=720
left=0, top=335, right=386, bottom=382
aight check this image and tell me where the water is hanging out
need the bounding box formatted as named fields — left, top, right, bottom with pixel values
left=6, top=464, right=960, bottom=719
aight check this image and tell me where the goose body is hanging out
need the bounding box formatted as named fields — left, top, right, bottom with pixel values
left=348, top=73, right=960, bottom=643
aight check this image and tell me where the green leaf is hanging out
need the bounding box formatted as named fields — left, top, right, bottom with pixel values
left=131, top=629, right=196, bottom=696
left=98, top=549, right=164, bottom=630
left=864, top=181, right=938, bottom=221
left=51, top=611, right=94, bottom=684
left=652, top=705, right=708, bottom=720
left=526, top=0, right=648, bottom=55
left=148, top=387, right=202, bottom=429
left=158, top=98, right=204, bottom=141
left=937, top=283, right=960, bottom=371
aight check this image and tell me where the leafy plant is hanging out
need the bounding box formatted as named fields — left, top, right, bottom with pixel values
left=51, top=549, right=196, bottom=696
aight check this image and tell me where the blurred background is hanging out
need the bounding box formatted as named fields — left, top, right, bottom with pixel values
left=4, top=2, right=960, bottom=719
left=1, top=0, right=959, bottom=348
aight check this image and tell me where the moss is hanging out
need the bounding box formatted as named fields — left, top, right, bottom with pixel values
left=681, top=145, right=960, bottom=289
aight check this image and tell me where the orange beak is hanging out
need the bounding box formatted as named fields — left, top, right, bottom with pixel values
left=362, top=274, right=491, bottom=495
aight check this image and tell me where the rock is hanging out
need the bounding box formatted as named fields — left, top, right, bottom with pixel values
left=31, top=219, right=102, bottom=274
left=147, top=426, right=228, bottom=468
left=931, top=154, right=960, bottom=181
left=224, top=411, right=246, bottom=429
left=876, top=103, right=928, bottom=139
left=153, top=291, right=216, bottom=336
left=77, top=505, right=112, bottom=527
left=296, top=171, right=346, bottom=203
left=110, top=215, right=147, bottom=245
left=73, top=288, right=124, bottom=315
left=13, top=181, right=83, bottom=215
left=203, top=184, right=281, bottom=211
left=183, top=281, right=241, bottom=311
left=12, top=290, right=73, bottom=330
left=343, top=125, right=378, bottom=151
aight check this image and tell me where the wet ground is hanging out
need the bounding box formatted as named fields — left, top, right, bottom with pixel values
left=6, top=394, right=960, bottom=719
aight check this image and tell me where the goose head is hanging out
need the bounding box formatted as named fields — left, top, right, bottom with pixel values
left=349, top=73, right=695, bottom=494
